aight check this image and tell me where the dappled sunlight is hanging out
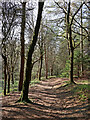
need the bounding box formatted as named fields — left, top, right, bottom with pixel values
left=2, top=78, right=89, bottom=119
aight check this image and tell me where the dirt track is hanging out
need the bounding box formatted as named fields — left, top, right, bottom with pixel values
left=2, top=78, right=89, bottom=120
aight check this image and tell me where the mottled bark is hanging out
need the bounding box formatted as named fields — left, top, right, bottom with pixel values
left=45, top=44, right=48, bottom=79
left=11, top=66, right=14, bottom=84
left=80, top=5, right=83, bottom=76
left=18, top=2, right=44, bottom=102
left=69, top=25, right=74, bottom=83
left=39, top=49, right=43, bottom=80
left=2, top=54, right=7, bottom=96
left=19, top=2, right=26, bottom=91
left=7, top=72, right=10, bottom=93
left=67, top=1, right=74, bottom=83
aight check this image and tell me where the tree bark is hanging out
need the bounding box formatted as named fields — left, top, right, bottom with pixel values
left=4, top=64, right=7, bottom=96
left=18, top=2, right=44, bottom=102
left=67, top=1, right=75, bottom=83
left=45, top=44, right=48, bottom=79
left=80, top=4, right=83, bottom=76
left=7, top=72, right=10, bottom=93
left=39, top=46, right=43, bottom=80
left=19, top=2, right=26, bottom=91
left=2, top=54, right=7, bottom=96
left=38, top=31, right=43, bottom=80
left=69, top=25, right=74, bottom=83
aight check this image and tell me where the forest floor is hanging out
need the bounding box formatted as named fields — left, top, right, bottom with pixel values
left=1, top=78, right=90, bottom=120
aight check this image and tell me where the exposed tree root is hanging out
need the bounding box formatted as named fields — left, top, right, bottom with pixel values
left=15, top=98, right=33, bottom=104
left=70, top=81, right=76, bottom=85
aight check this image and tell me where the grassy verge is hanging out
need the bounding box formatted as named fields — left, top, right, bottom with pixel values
left=63, top=79, right=89, bottom=101
left=71, top=84, right=90, bottom=101
left=30, top=78, right=40, bottom=86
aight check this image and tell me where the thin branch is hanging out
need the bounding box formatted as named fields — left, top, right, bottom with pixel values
left=74, top=36, right=87, bottom=49
left=54, top=1, right=67, bottom=14
left=32, top=52, right=45, bottom=66
left=71, top=1, right=85, bottom=25
left=85, top=3, right=90, bottom=10
left=72, top=29, right=87, bottom=37
left=74, top=18, right=88, bottom=34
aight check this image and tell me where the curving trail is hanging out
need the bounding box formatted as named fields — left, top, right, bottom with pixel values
left=2, top=78, right=89, bottom=120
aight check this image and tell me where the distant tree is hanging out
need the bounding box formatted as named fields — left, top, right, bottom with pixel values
left=66, top=1, right=85, bottom=83
left=55, top=0, right=88, bottom=83
left=38, top=27, right=44, bottom=80
left=80, top=1, right=83, bottom=76
left=2, top=2, right=17, bottom=95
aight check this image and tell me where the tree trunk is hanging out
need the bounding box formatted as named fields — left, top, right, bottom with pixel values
left=80, top=4, right=83, bottom=76
left=67, top=1, right=75, bottom=84
left=70, top=46, right=74, bottom=83
left=77, top=64, right=80, bottom=78
left=39, top=34, right=43, bottom=80
left=7, top=72, right=10, bottom=93
left=39, top=50, right=43, bottom=80
left=18, top=2, right=44, bottom=102
left=20, top=60, right=33, bottom=101
left=19, top=2, right=26, bottom=91
left=50, top=66, right=53, bottom=76
left=2, top=55, right=7, bottom=96
left=45, top=44, right=48, bottom=79
left=11, top=66, right=14, bottom=84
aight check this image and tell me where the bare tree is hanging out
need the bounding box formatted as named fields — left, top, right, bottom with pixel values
left=17, top=1, right=44, bottom=102
left=2, top=2, right=17, bottom=95
left=19, top=2, right=26, bottom=91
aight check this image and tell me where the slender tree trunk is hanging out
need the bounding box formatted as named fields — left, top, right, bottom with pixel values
left=19, top=2, right=26, bottom=91
left=18, top=2, right=44, bottom=102
left=39, top=50, right=43, bottom=80
left=4, top=66, right=7, bottom=95
left=70, top=48, right=74, bottom=83
left=80, top=4, right=83, bottom=76
left=65, top=8, right=70, bottom=56
left=50, top=50, right=54, bottom=76
left=77, top=64, right=80, bottom=78
left=50, top=66, right=53, bottom=76
left=7, top=63, right=10, bottom=93
left=69, top=26, right=74, bottom=83
left=39, top=32, right=43, bottom=80
left=2, top=54, right=7, bottom=96
left=21, top=59, right=33, bottom=101
left=45, top=44, right=48, bottom=79
left=4, top=63, right=7, bottom=95
left=7, top=72, right=10, bottom=93
left=11, top=66, right=14, bottom=84
left=67, top=1, right=75, bottom=83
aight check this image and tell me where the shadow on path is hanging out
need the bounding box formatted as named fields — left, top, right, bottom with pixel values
left=2, top=78, right=89, bottom=120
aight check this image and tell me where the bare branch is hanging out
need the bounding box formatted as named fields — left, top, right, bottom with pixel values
left=74, top=36, right=87, bottom=49
left=85, top=3, right=90, bottom=10
left=74, top=18, right=88, bottom=34
left=32, top=52, right=45, bottom=66
left=71, top=1, right=85, bottom=25
left=54, top=1, right=67, bottom=14
left=72, top=29, right=87, bottom=37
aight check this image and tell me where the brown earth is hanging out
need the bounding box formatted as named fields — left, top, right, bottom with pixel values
left=1, top=78, right=89, bottom=120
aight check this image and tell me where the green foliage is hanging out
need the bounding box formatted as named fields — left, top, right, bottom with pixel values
left=74, top=49, right=89, bottom=76
left=59, top=60, right=70, bottom=78
left=71, top=84, right=89, bottom=101
left=74, top=49, right=80, bottom=63
left=30, top=79, right=40, bottom=86
left=48, top=76, right=56, bottom=79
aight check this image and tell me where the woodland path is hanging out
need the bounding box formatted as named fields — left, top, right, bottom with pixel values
left=1, top=78, right=89, bottom=120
